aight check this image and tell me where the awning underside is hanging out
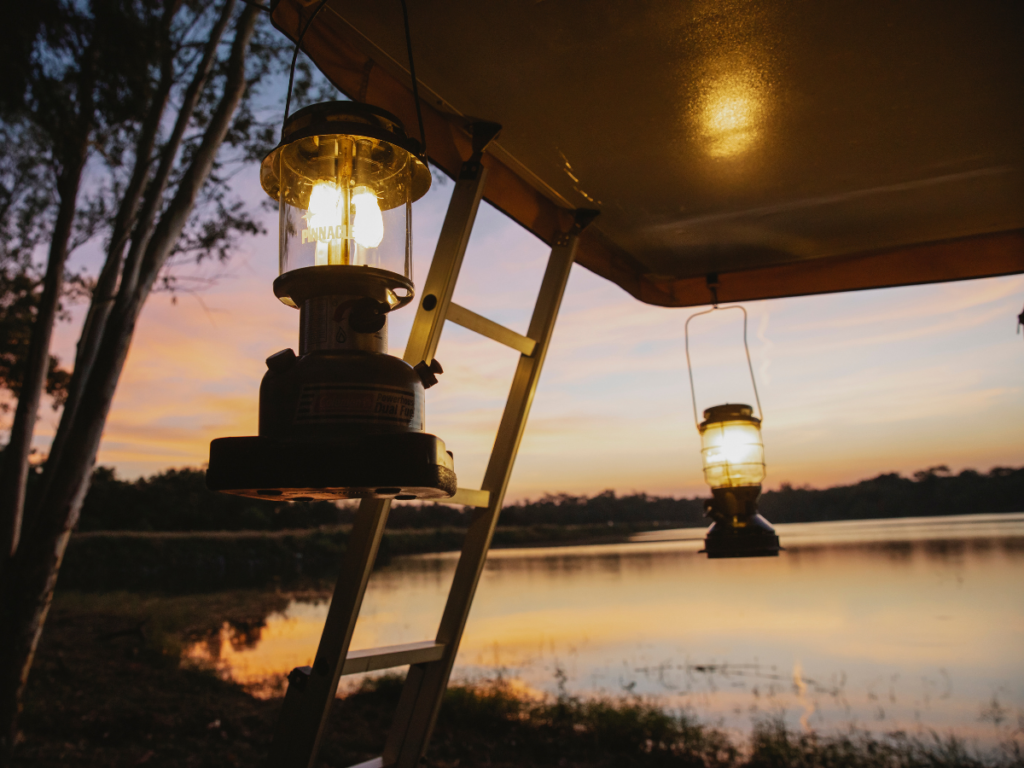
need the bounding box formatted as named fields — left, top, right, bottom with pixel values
left=270, top=0, right=1024, bottom=307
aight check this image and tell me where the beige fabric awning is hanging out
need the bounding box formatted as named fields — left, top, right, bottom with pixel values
left=269, top=0, right=1024, bottom=307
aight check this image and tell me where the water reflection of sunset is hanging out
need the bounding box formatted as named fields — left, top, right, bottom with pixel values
left=187, top=517, right=1024, bottom=743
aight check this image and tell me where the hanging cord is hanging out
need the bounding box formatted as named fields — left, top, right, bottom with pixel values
left=684, top=305, right=764, bottom=431
left=280, top=0, right=426, bottom=156
left=399, top=0, right=427, bottom=156
left=238, top=0, right=271, bottom=12
left=282, top=0, right=331, bottom=133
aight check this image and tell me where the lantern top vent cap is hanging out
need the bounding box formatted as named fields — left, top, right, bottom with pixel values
left=279, top=100, right=416, bottom=150
left=261, top=100, right=431, bottom=205
left=701, top=403, right=760, bottom=426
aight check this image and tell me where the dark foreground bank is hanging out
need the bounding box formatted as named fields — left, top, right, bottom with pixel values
left=74, top=465, right=1024, bottom=535
left=13, top=593, right=1022, bottom=767
left=58, top=523, right=645, bottom=592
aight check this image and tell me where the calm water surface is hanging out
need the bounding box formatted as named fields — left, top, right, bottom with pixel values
left=187, top=514, right=1024, bottom=744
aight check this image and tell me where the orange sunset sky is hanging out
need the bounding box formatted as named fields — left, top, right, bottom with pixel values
left=39, top=163, right=1024, bottom=502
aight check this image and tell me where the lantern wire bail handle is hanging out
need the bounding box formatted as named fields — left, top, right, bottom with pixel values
left=281, top=0, right=428, bottom=158
left=282, top=0, right=330, bottom=133
left=684, top=300, right=763, bottom=432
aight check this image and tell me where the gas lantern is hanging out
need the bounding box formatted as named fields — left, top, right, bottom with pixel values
left=206, top=101, right=456, bottom=502
left=685, top=302, right=781, bottom=558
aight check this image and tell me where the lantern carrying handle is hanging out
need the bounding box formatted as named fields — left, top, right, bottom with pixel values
left=684, top=305, right=764, bottom=431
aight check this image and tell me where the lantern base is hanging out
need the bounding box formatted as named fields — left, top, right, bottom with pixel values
left=702, top=514, right=782, bottom=558
left=206, top=432, right=457, bottom=501
left=701, top=486, right=782, bottom=558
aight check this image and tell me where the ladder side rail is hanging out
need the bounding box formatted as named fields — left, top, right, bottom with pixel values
left=267, top=162, right=489, bottom=768
left=384, top=231, right=581, bottom=767
left=268, top=496, right=392, bottom=768
left=404, top=163, right=489, bottom=366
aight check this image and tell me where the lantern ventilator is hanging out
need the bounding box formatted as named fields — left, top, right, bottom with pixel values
left=206, top=101, right=456, bottom=501
left=685, top=304, right=781, bottom=558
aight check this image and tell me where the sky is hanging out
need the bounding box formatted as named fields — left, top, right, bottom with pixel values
left=41, top=160, right=1024, bottom=503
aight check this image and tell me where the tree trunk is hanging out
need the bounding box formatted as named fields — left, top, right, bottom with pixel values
left=0, top=6, right=257, bottom=761
left=0, top=164, right=84, bottom=560
left=0, top=45, right=96, bottom=561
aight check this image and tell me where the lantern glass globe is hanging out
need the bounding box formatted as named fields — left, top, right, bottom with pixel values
left=260, top=102, right=430, bottom=287
left=699, top=404, right=765, bottom=489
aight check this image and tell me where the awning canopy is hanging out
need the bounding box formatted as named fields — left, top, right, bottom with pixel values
left=269, top=0, right=1024, bottom=307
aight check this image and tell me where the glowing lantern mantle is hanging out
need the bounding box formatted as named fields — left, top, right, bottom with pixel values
left=699, top=404, right=765, bottom=489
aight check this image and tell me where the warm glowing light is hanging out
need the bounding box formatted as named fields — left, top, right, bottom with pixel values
left=306, top=181, right=345, bottom=266
left=303, top=183, right=385, bottom=260
left=307, top=181, right=344, bottom=234
left=699, top=404, right=765, bottom=488
left=351, top=186, right=384, bottom=248
left=698, top=71, right=767, bottom=158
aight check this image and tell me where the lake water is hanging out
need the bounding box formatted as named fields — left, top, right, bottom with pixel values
left=186, top=513, right=1024, bottom=745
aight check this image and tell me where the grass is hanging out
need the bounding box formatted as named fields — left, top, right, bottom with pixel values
left=13, top=594, right=1023, bottom=767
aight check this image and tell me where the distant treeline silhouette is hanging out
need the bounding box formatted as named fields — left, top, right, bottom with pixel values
left=73, top=464, right=1024, bottom=533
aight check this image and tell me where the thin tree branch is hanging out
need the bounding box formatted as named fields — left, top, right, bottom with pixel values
left=118, top=0, right=238, bottom=303
left=47, top=1, right=184, bottom=487
left=0, top=40, right=97, bottom=561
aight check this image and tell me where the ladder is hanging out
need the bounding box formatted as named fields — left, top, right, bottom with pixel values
left=268, top=133, right=598, bottom=768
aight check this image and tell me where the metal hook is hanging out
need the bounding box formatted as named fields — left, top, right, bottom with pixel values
left=706, top=272, right=720, bottom=308
left=684, top=304, right=764, bottom=431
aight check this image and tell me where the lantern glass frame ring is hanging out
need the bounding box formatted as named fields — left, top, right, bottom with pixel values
left=260, top=101, right=432, bottom=309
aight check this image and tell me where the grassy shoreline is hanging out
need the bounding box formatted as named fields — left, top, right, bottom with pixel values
left=16, top=592, right=1022, bottom=767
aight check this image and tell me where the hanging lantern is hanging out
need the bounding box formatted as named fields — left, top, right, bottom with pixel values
left=699, top=403, right=779, bottom=558
left=685, top=303, right=781, bottom=558
left=206, top=101, right=456, bottom=502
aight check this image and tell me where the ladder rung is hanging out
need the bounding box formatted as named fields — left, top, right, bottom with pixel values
left=341, top=641, right=445, bottom=676
left=448, top=487, right=491, bottom=508
left=447, top=302, right=537, bottom=356
left=346, top=758, right=383, bottom=768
